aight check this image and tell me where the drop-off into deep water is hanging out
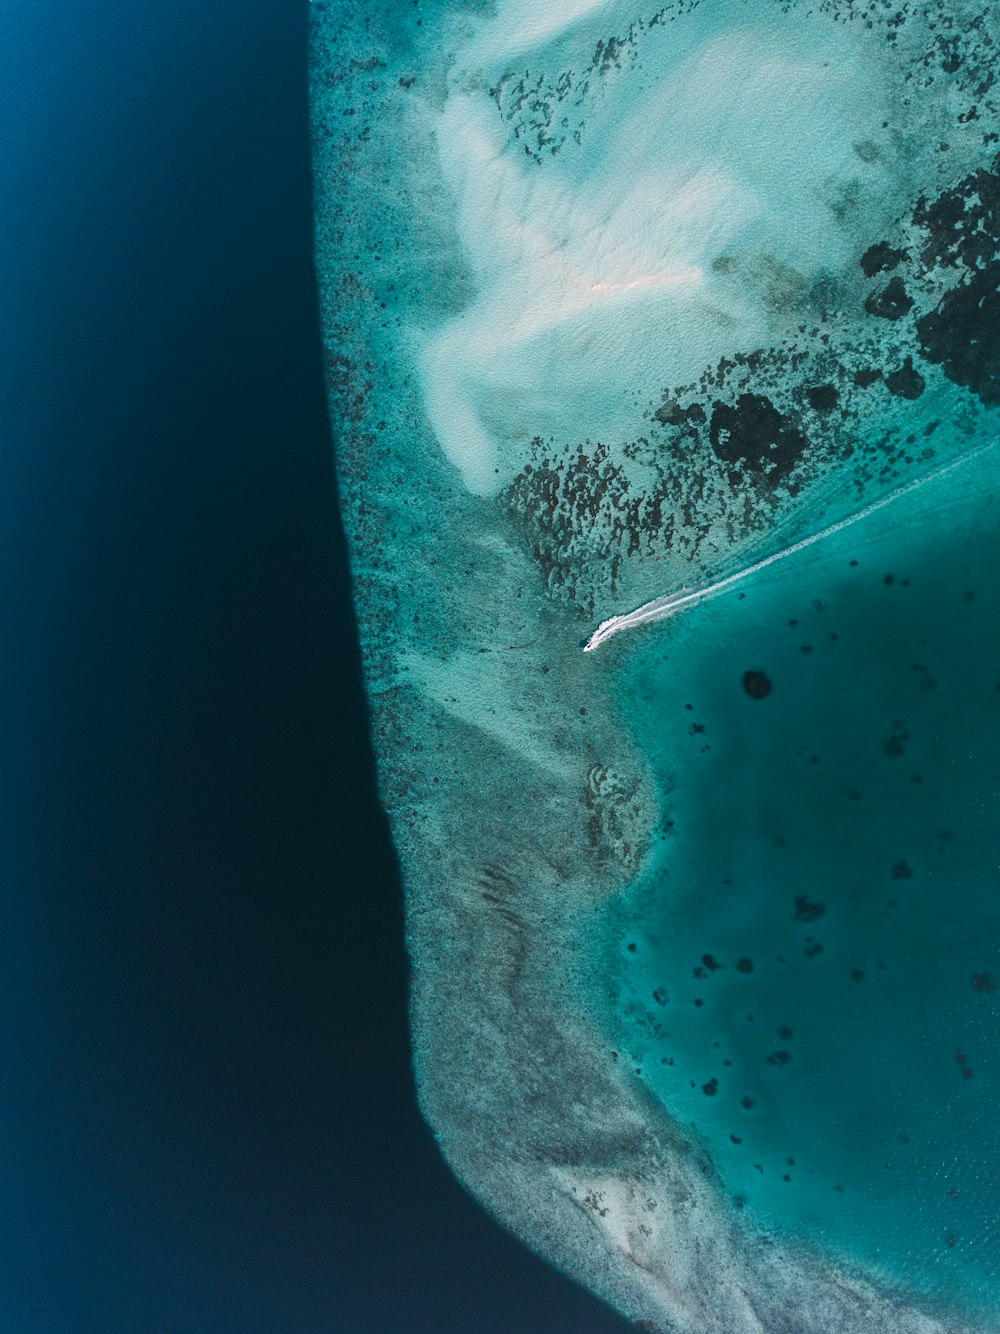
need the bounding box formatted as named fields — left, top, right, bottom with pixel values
left=311, top=1, right=1000, bottom=1328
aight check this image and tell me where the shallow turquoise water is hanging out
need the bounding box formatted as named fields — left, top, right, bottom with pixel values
left=313, top=0, right=1000, bottom=1326
left=599, top=449, right=1000, bottom=1314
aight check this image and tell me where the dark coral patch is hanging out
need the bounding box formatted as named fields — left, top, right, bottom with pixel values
left=885, top=357, right=925, bottom=400
left=860, top=241, right=908, bottom=277
left=864, top=276, right=914, bottom=321
left=709, top=393, right=807, bottom=484
left=805, top=383, right=839, bottom=412
left=911, top=157, right=1000, bottom=405
left=913, top=159, right=1000, bottom=271
left=917, top=265, right=1000, bottom=404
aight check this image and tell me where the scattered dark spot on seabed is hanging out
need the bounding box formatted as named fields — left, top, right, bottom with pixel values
left=742, top=668, right=772, bottom=699
left=794, top=896, right=826, bottom=923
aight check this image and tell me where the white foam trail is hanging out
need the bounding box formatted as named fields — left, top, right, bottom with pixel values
left=583, top=442, right=997, bottom=653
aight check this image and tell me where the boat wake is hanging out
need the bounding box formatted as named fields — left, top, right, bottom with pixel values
left=583, top=442, right=997, bottom=653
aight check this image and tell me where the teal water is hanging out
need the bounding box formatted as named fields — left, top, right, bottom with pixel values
left=313, top=0, right=1000, bottom=1327
left=597, top=448, right=1000, bottom=1316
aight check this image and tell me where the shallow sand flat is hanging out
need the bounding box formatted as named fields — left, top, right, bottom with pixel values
left=312, top=0, right=1000, bottom=1326
left=422, top=0, right=902, bottom=495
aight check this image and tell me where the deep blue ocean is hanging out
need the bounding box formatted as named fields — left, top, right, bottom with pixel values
left=0, top=1, right=631, bottom=1329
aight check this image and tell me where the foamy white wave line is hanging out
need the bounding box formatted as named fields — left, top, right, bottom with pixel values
left=583, top=441, right=998, bottom=653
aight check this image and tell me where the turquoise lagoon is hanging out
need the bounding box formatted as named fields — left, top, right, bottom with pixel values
left=312, top=0, right=1000, bottom=1328
left=595, top=452, right=1000, bottom=1319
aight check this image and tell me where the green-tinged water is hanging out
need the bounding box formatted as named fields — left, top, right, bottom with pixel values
left=595, top=449, right=1000, bottom=1316
left=311, top=0, right=1000, bottom=1327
